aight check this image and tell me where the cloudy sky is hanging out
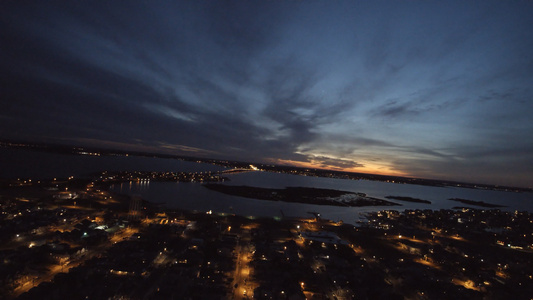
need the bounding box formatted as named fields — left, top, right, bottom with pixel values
left=1, top=1, right=532, bottom=187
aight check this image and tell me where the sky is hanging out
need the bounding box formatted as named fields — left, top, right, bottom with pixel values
left=1, top=1, right=533, bottom=187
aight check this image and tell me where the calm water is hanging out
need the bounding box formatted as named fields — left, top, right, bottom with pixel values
left=112, top=171, right=533, bottom=224
left=2, top=148, right=532, bottom=224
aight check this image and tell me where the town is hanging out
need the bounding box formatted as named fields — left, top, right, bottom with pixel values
left=1, top=173, right=532, bottom=299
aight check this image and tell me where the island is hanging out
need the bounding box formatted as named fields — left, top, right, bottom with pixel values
left=203, top=184, right=400, bottom=207
left=448, top=198, right=506, bottom=208
left=385, top=195, right=432, bottom=204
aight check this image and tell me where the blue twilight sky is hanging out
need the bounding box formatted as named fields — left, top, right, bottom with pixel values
left=1, top=1, right=532, bottom=187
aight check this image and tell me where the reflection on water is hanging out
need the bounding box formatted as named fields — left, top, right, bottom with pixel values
left=121, top=180, right=151, bottom=192
left=2, top=147, right=531, bottom=224
left=112, top=171, right=533, bottom=224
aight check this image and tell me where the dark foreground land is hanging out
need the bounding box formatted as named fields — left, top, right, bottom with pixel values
left=1, top=175, right=533, bottom=299
left=204, top=184, right=399, bottom=207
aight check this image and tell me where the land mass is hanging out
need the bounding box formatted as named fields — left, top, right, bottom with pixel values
left=448, top=198, right=506, bottom=208
left=203, top=184, right=400, bottom=207
left=2, top=139, right=531, bottom=193
left=385, top=195, right=432, bottom=204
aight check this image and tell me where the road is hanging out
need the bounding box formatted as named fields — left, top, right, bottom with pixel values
left=231, top=227, right=255, bottom=299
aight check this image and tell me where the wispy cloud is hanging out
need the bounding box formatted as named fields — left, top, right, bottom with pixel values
left=1, top=1, right=533, bottom=186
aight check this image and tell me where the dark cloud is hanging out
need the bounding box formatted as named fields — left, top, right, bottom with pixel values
left=378, top=101, right=416, bottom=119
left=1, top=1, right=533, bottom=187
left=311, top=156, right=364, bottom=170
